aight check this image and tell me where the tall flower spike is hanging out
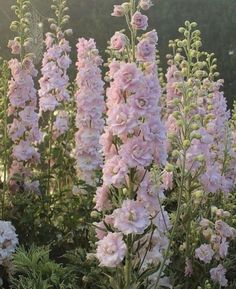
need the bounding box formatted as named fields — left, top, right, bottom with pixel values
left=75, top=38, right=105, bottom=185
left=8, top=0, right=41, bottom=194
left=95, top=1, right=170, bottom=288
left=38, top=0, right=72, bottom=194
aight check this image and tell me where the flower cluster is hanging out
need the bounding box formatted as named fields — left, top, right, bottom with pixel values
left=75, top=38, right=105, bottom=184
left=194, top=210, right=236, bottom=286
left=94, top=2, right=170, bottom=287
left=0, top=221, right=18, bottom=265
left=38, top=30, right=71, bottom=138
left=8, top=3, right=41, bottom=190
left=163, top=21, right=236, bottom=287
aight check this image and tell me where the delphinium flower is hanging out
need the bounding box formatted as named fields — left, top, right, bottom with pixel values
left=38, top=0, right=72, bottom=194
left=93, top=1, right=170, bottom=288
left=75, top=38, right=105, bottom=185
left=0, top=221, right=18, bottom=266
left=7, top=0, right=41, bottom=194
left=162, top=21, right=236, bottom=287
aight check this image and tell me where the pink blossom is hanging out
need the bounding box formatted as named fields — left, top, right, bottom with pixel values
left=215, top=220, right=234, bottom=238
left=140, top=0, right=153, bottom=10
left=115, top=62, right=141, bottom=91
left=113, top=200, right=150, bottom=234
left=93, top=221, right=107, bottom=240
left=162, top=171, right=173, bottom=190
left=184, top=258, right=193, bottom=277
left=102, top=155, right=128, bottom=187
left=119, top=137, right=152, bottom=168
left=12, top=140, right=37, bottom=162
left=136, top=38, right=156, bottom=62
left=111, top=5, right=125, bottom=17
left=219, top=238, right=229, bottom=258
left=107, top=104, right=137, bottom=136
left=195, top=244, right=214, bottom=264
left=96, top=232, right=126, bottom=267
left=131, top=11, right=148, bottom=30
left=143, top=30, right=158, bottom=44
left=8, top=39, right=21, bottom=54
left=94, top=185, right=112, bottom=211
left=53, top=111, right=69, bottom=138
left=210, top=264, right=228, bottom=287
left=110, top=32, right=127, bottom=52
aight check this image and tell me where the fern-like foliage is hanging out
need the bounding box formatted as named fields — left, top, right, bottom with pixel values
left=10, top=246, right=77, bottom=289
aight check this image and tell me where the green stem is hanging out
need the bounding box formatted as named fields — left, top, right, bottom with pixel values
left=125, top=234, right=132, bottom=289
left=154, top=150, right=187, bottom=289
left=47, top=112, right=53, bottom=195
left=130, top=0, right=136, bottom=61
left=2, top=64, right=9, bottom=219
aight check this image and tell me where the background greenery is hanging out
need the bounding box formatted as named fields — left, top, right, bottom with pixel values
left=0, top=0, right=235, bottom=107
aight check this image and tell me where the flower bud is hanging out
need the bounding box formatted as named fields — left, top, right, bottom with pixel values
left=172, top=150, right=180, bottom=158
left=165, top=163, right=174, bottom=172
left=195, top=154, right=204, bottom=162
left=183, top=139, right=191, bottom=149
left=90, top=211, right=100, bottom=218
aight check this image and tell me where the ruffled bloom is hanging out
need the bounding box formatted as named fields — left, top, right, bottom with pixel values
left=195, top=244, right=214, bottom=264
left=210, top=264, right=228, bottom=287
left=131, top=11, right=148, bottom=30
left=113, top=200, right=150, bottom=234
left=96, top=233, right=127, bottom=267
left=110, top=32, right=127, bottom=52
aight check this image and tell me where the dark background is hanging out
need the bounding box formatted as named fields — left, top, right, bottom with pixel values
left=0, top=0, right=235, bottom=108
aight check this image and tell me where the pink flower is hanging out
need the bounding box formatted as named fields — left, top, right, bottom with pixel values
left=8, top=119, right=25, bottom=141
left=93, top=221, right=107, bottom=240
left=39, top=95, right=58, bottom=113
left=53, top=111, right=69, bottom=138
left=210, top=264, right=228, bottom=287
left=94, top=185, right=112, bottom=211
left=131, top=11, right=148, bottom=30
left=219, top=238, right=229, bottom=258
left=143, top=30, right=158, bottom=44
left=140, top=0, right=153, bottom=10
left=136, top=39, right=156, bottom=62
left=96, top=232, right=126, bottom=267
left=102, top=155, right=128, bottom=187
left=185, top=258, right=193, bottom=277
left=200, top=166, right=222, bottom=193
left=19, top=107, right=38, bottom=127
left=115, top=62, right=141, bottom=91
left=111, top=5, right=125, bottom=17
left=162, top=171, right=173, bottom=190
left=108, top=61, right=121, bottom=78
left=120, top=137, right=152, bottom=168
left=8, top=39, right=21, bottom=54
left=195, top=244, right=214, bottom=264
left=110, top=32, right=127, bottom=52
left=12, top=140, right=36, bottom=162
left=107, top=104, right=137, bottom=136
left=113, top=200, right=150, bottom=234
left=215, top=220, right=234, bottom=238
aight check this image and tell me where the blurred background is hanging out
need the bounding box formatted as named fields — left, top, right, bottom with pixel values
left=0, top=0, right=235, bottom=107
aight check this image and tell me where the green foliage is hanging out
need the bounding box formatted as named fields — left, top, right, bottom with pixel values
left=10, top=246, right=77, bottom=289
